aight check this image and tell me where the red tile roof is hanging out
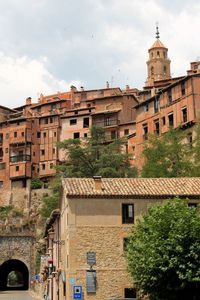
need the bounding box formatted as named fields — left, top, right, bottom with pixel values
left=150, top=39, right=167, bottom=49
left=62, top=178, right=200, bottom=199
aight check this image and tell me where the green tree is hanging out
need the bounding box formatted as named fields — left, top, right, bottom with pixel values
left=57, top=126, right=137, bottom=178
left=126, top=199, right=200, bottom=300
left=39, top=179, right=61, bottom=219
left=141, top=128, right=193, bottom=177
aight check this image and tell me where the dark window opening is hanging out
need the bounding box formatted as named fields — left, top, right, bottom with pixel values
left=154, top=120, right=160, bottom=135
left=124, top=288, right=137, bottom=298
left=42, top=164, right=45, bottom=170
left=41, top=150, right=45, bottom=156
left=143, top=124, right=148, bottom=140
left=43, top=132, right=46, bottom=138
left=50, top=117, right=53, bottom=123
left=162, top=116, right=166, bottom=125
left=124, top=129, right=129, bottom=135
left=70, top=119, right=77, bottom=125
left=21, top=132, right=24, bottom=137
left=182, top=107, right=187, bottom=123
left=73, top=132, right=80, bottom=139
left=44, top=118, right=48, bottom=124
left=111, top=130, right=117, bottom=139
left=122, top=204, right=134, bottom=224
left=168, top=113, right=174, bottom=127
left=14, top=132, right=17, bottom=138
left=105, top=116, right=111, bottom=126
left=54, top=132, right=56, bottom=137
left=167, top=89, right=172, bottom=104
left=16, top=166, right=19, bottom=172
left=83, top=117, right=89, bottom=128
left=181, top=81, right=186, bottom=96
left=144, top=103, right=149, bottom=112
left=84, top=133, right=88, bottom=138
left=37, top=132, right=41, bottom=139
left=53, top=148, right=56, bottom=154
left=157, top=51, right=160, bottom=57
left=154, top=97, right=159, bottom=113
left=163, top=66, right=167, bottom=74
left=0, top=181, right=3, bottom=188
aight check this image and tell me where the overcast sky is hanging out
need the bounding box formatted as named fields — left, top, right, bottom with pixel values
left=0, top=0, right=200, bottom=108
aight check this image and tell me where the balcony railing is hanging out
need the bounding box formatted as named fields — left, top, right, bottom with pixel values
left=10, top=154, right=31, bottom=163
left=93, top=119, right=119, bottom=127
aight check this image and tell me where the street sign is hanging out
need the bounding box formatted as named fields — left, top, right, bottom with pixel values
left=73, top=285, right=82, bottom=299
left=87, top=252, right=96, bottom=266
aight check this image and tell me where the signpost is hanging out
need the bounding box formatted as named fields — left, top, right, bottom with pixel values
left=73, top=286, right=82, bottom=299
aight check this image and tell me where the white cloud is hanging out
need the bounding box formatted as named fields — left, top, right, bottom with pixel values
left=0, top=53, right=81, bottom=108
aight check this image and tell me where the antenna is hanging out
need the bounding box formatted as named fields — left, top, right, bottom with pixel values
left=156, top=22, right=160, bottom=39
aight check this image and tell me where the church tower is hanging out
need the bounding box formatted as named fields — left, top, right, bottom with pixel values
left=145, top=25, right=171, bottom=87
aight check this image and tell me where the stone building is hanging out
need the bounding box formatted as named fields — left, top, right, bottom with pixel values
left=42, top=177, right=200, bottom=300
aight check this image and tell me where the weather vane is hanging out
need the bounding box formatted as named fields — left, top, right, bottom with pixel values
left=156, top=22, right=160, bottom=39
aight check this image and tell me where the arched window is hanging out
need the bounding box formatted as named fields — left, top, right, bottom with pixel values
left=163, top=66, right=167, bottom=75
left=151, top=66, right=154, bottom=75
left=157, top=51, right=160, bottom=57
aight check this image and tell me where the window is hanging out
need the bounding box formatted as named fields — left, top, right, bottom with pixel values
left=105, top=116, right=111, bottom=126
left=53, top=148, right=56, bottom=154
left=154, top=97, right=159, bottom=113
left=74, top=111, right=78, bottom=115
left=182, top=107, right=187, bottom=123
left=41, top=150, right=45, bottom=156
left=168, top=113, right=174, bottom=127
left=154, top=119, right=160, bottom=135
left=111, top=130, right=117, bottom=139
left=0, top=148, right=3, bottom=157
left=157, top=51, right=160, bottom=57
left=142, top=123, right=148, bottom=140
left=50, top=117, right=53, bottom=123
left=151, top=66, right=154, bottom=75
left=144, top=103, right=149, bottom=112
left=70, top=119, right=77, bottom=125
left=83, top=117, right=89, bottom=128
left=181, top=81, right=186, bottom=96
left=37, top=132, right=41, bottom=138
left=163, top=65, right=167, bottom=75
left=84, top=133, right=88, bottom=138
left=86, top=270, right=96, bottom=293
left=124, top=288, right=137, bottom=299
left=14, top=132, right=17, bottom=138
left=54, top=132, right=56, bottom=137
left=0, top=181, right=3, bottom=188
left=44, top=118, right=48, bottom=124
left=42, top=164, right=45, bottom=170
left=0, top=163, right=6, bottom=170
left=73, top=132, right=80, bottom=139
left=21, top=132, right=24, bottom=137
left=43, top=132, right=46, bottom=138
left=124, top=129, right=129, bottom=135
left=188, top=203, right=197, bottom=208
left=162, top=116, right=166, bottom=126
left=167, top=89, right=172, bottom=103
left=50, top=163, right=53, bottom=169
left=122, top=204, right=134, bottom=224
left=16, top=166, right=19, bottom=172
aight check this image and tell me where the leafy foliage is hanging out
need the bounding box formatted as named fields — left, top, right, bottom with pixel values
left=141, top=128, right=193, bottom=177
left=57, top=126, right=137, bottom=178
left=126, top=199, right=200, bottom=300
left=39, top=179, right=61, bottom=219
left=31, top=177, right=43, bottom=189
left=0, top=205, right=23, bottom=220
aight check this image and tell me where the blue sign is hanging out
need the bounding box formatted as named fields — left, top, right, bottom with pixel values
left=70, top=277, right=76, bottom=285
left=73, top=286, right=82, bottom=299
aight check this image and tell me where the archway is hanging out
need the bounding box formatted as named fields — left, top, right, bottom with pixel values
left=0, top=259, right=29, bottom=290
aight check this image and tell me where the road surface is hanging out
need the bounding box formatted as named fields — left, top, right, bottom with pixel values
left=0, top=291, right=37, bottom=299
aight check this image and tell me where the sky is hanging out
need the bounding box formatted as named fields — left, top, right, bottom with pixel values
left=0, top=0, right=200, bottom=108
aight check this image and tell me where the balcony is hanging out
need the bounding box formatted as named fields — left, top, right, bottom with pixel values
left=93, top=119, right=119, bottom=127
left=10, top=154, right=31, bottom=163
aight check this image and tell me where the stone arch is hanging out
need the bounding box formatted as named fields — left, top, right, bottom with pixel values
left=0, top=259, right=29, bottom=290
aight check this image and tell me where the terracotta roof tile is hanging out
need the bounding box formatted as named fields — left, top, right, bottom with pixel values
left=150, top=39, right=167, bottom=49
left=62, top=178, right=200, bottom=199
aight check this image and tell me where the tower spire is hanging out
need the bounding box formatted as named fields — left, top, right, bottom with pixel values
left=156, top=22, right=160, bottom=39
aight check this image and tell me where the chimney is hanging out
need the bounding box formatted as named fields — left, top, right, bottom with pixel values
left=70, top=85, right=77, bottom=92
left=93, top=176, right=102, bottom=190
left=106, top=81, right=110, bottom=89
left=26, top=97, right=32, bottom=105
left=126, top=85, right=130, bottom=91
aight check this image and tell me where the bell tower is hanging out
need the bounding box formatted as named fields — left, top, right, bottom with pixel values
left=145, top=25, right=171, bottom=87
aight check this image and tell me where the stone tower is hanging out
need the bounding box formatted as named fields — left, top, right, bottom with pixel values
left=145, top=25, right=171, bottom=87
